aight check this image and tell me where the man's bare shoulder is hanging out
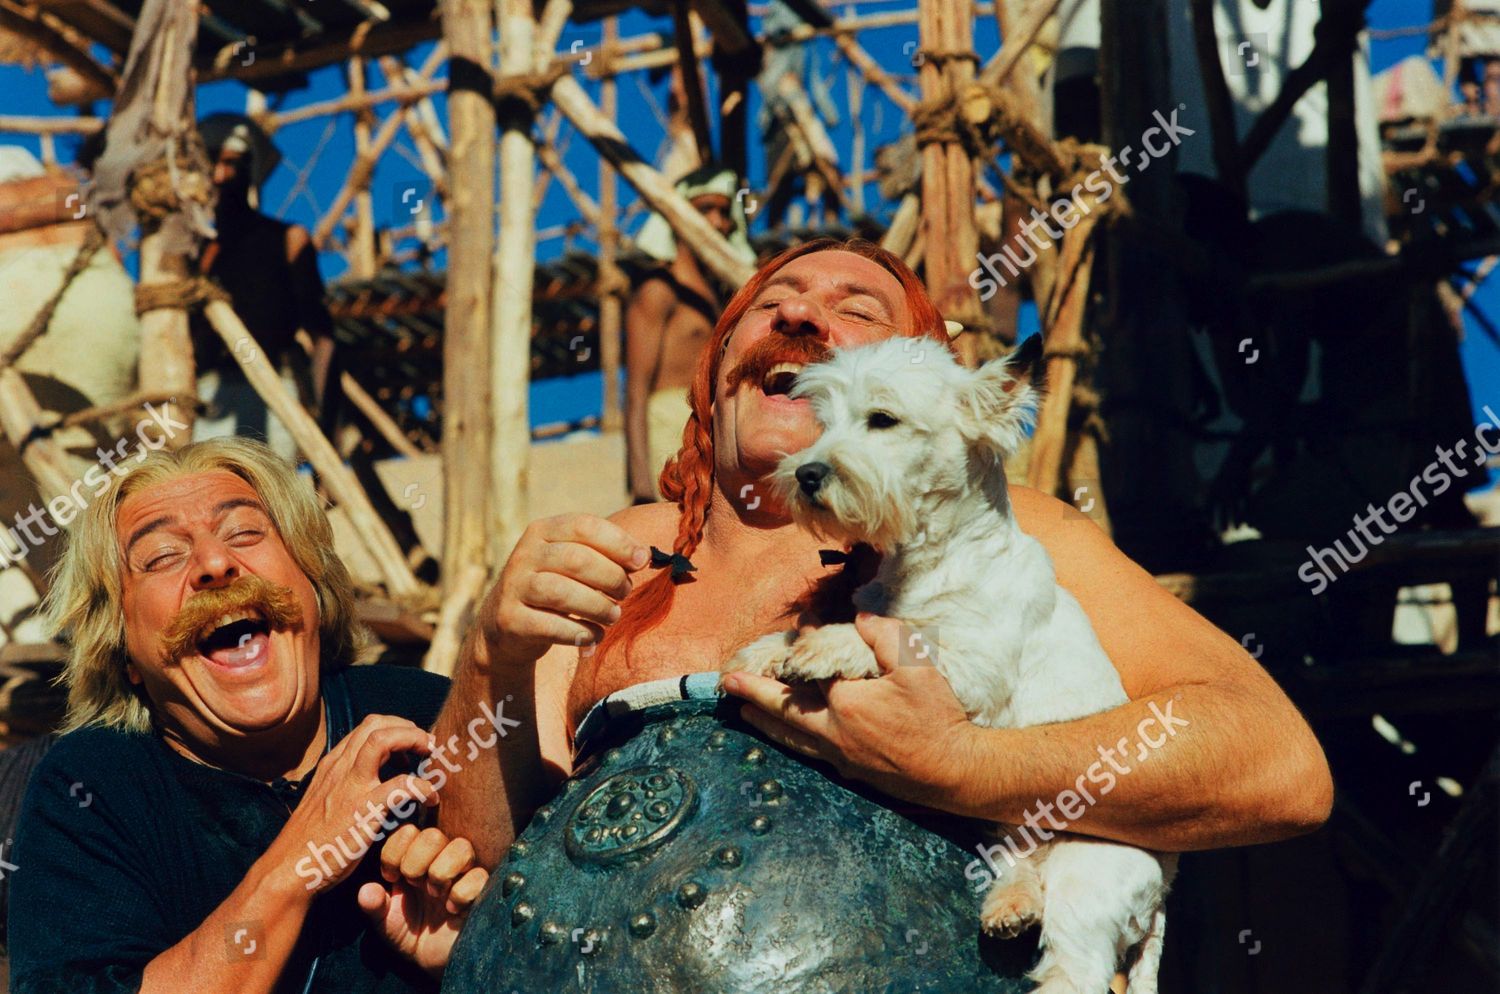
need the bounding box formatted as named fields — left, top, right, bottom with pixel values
left=1008, top=484, right=1114, bottom=555
left=606, top=500, right=679, bottom=548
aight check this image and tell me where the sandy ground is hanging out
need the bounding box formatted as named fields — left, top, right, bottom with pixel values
left=329, top=429, right=629, bottom=585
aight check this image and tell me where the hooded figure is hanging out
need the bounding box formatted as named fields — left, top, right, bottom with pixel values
left=190, top=113, right=336, bottom=459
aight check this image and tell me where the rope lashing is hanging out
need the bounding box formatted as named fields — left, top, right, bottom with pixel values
left=492, top=64, right=568, bottom=121
left=133, top=276, right=231, bottom=316
left=127, top=152, right=216, bottom=224
left=912, top=82, right=1008, bottom=157
left=916, top=48, right=981, bottom=68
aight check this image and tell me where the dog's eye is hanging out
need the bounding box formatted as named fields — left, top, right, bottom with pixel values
left=866, top=410, right=900, bottom=430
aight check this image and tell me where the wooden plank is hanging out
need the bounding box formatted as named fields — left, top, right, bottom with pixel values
left=203, top=298, right=422, bottom=596
left=491, top=0, right=540, bottom=565
left=437, top=0, right=495, bottom=600
left=549, top=73, right=756, bottom=288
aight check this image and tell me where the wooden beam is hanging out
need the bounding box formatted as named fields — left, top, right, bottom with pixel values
left=672, top=0, right=715, bottom=162
left=347, top=58, right=378, bottom=279
left=0, top=0, right=117, bottom=95
left=204, top=299, right=421, bottom=596
left=917, top=0, right=980, bottom=364
left=491, top=0, right=539, bottom=566
left=833, top=31, right=915, bottom=115
left=197, top=15, right=441, bottom=84
left=0, top=114, right=103, bottom=134
left=0, top=369, right=79, bottom=504
left=598, top=14, right=624, bottom=434
left=266, top=78, right=445, bottom=131
left=536, top=137, right=602, bottom=226
left=550, top=74, right=756, bottom=287
left=311, top=45, right=447, bottom=251
left=437, top=0, right=495, bottom=597
left=977, top=0, right=1059, bottom=88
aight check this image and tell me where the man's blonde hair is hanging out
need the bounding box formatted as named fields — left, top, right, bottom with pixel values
left=44, top=437, right=365, bottom=735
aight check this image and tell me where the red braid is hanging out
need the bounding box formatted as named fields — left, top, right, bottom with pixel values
left=597, top=237, right=956, bottom=667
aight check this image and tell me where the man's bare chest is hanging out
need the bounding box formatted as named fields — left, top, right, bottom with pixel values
left=565, top=572, right=812, bottom=731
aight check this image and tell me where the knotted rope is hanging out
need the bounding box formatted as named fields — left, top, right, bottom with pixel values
left=492, top=63, right=568, bottom=120
left=127, top=152, right=215, bottom=224
left=134, top=276, right=230, bottom=316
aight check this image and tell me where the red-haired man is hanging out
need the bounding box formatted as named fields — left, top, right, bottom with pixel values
left=435, top=238, right=1332, bottom=871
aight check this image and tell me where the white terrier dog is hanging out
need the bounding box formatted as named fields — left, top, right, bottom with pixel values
left=727, top=335, right=1176, bottom=994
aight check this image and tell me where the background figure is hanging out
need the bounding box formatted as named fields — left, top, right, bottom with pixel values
left=192, top=113, right=338, bottom=460
left=625, top=163, right=756, bottom=502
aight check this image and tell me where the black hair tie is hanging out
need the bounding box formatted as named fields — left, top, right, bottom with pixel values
left=818, top=548, right=851, bottom=567
left=650, top=546, right=697, bottom=580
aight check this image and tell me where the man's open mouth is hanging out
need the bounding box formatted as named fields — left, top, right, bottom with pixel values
left=761, top=361, right=805, bottom=397
left=196, top=611, right=272, bottom=669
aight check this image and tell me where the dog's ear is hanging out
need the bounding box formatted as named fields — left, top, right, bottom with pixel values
left=957, top=336, right=1042, bottom=455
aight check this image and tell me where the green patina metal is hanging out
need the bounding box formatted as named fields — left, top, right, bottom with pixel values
left=443, top=696, right=1036, bottom=994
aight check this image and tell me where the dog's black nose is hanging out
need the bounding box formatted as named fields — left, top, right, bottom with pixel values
left=796, top=462, right=832, bottom=496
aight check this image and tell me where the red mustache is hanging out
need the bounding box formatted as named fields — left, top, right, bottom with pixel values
left=159, top=574, right=302, bottom=663
left=723, top=333, right=834, bottom=395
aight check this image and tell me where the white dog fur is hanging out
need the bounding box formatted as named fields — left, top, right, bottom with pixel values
left=726, top=335, right=1176, bottom=994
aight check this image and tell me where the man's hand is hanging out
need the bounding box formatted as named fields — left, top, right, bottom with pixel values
left=477, top=513, right=650, bottom=670
left=360, top=824, right=489, bottom=977
left=721, top=613, right=981, bottom=809
left=268, top=714, right=439, bottom=896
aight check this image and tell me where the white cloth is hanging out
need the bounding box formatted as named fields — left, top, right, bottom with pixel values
left=634, top=167, right=756, bottom=265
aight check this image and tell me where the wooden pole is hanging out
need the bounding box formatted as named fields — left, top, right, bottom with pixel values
left=312, top=44, right=448, bottom=251
left=439, top=0, right=497, bottom=599
left=550, top=74, right=756, bottom=287
left=491, top=0, right=540, bottom=565
left=378, top=54, right=449, bottom=196
left=1026, top=214, right=1101, bottom=494
left=203, top=299, right=421, bottom=596
left=598, top=15, right=625, bottom=434
left=977, top=0, right=1060, bottom=88
left=917, top=0, right=980, bottom=365
left=848, top=43, right=866, bottom=215
left=129, top=8, right=202, bottom=448
left=0, top=370, right=79, bottom=503
left=347, top=58, right=379, bottom=278
left=136, top=245, right=197, bottom=449
left=671, top=0, right=715, bottom=162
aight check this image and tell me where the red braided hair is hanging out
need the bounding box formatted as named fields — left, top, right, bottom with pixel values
left=599, top=237, right=956, bottom=667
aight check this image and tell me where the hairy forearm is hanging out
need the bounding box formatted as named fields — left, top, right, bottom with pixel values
left=140, top=843, right=311, bottom=993
left=432, top=635, right=548, bottom=868
left=942, top=680, right=1332, bottom=852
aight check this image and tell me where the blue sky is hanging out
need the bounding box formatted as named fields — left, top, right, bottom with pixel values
left=1, top=0, right=1494, bottom=486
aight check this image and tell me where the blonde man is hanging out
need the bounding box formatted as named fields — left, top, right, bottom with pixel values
left=9, top=438, right=485, bottom=994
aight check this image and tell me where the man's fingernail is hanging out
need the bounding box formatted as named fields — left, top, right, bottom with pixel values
left=721, top=674, right=740, bottom=693
left=632, top=547, right=649, bottom=568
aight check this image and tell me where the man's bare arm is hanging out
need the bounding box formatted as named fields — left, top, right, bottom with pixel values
left=433, top=515, right=647, bottom=867
left=724, top=488, right=1332, bottom=851
left=430, top=635, right=553, bottom=868
left=625, top=278, right=675, bottom=501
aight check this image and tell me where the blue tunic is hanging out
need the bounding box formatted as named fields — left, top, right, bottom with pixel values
left=7, top=663, right=450, bottom=994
